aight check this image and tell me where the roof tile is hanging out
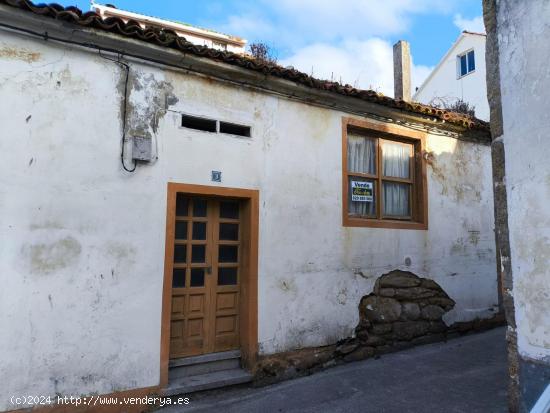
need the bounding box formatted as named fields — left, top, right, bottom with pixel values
left=1, top=0, right=489, bottom=131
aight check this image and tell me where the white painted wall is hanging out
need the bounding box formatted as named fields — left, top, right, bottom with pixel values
left=414, top=33, right=489, bottom=121
left=497, top=0, right=550, bottom=363
left=0, top=30, right=497, bottom=409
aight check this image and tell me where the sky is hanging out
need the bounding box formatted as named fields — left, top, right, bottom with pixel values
left=57, top=0, right=485, bottom=97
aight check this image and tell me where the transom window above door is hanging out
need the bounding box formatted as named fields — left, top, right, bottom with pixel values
left=342, top=117, right=428, bottom=230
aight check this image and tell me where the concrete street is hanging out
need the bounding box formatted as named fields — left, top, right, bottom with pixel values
left=161, top=327, right=508, bottom=413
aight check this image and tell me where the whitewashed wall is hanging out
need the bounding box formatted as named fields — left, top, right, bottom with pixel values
left=414, top=34, right=489, bottom=121
left=0, top=30, right=497, bottom=409
left=497, top=0, right=550, bottom=364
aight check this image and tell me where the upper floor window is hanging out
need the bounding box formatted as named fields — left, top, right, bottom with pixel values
left=458, top=50, right=475, bottom=77
left=342, top=117, right=428, bottom=230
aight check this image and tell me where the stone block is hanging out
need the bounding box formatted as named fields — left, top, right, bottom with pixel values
left=379, top=288, right=396, bottom=297
left=392, top=321, right=430, bottom=341
left=429, top=320, right=448, bottom=333
left=401, top=302, right=420, bottom=320
left=343, top=346, right=375, bottom=362
left=426, top=296, right=456, bottom=311
left=378, top=271, right=421, bottom=288
left=356, top=329, right=369, bottom=341
left=365, top=335, right=386, bottom=347
left=394, top=287, right=438, bottom=300
left=362, top=296, right=402, bottom=323
left=372, top=323, right=393, bottom=335
left=421, top=305, right=446, bottom=320
left=336, top=342, right=359, bottom=355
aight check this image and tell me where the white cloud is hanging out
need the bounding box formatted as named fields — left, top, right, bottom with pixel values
left=220, top=0, right=459, bottom=48
left=280, top=38, right=432, bottom=98
left=411, top=64, right=433, bottom=96
left=214, top=1, right=453, bottom=97
left=270, top=0, right=454, bottom=41
left=453, top=14, right=485, bottom=33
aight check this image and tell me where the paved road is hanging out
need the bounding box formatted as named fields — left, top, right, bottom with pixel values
left=162, top=327, right=508, bottom=413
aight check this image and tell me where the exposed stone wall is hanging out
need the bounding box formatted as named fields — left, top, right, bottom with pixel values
left=354, top=271, right=455, bottom=350
left=482, top=0, right=519, bottom=410
left=255, top=270, right=504, bottom=385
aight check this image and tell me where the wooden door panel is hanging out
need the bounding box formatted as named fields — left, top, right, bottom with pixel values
left=216, top=292, right=238, bottom=311
left=216, top=315, right=237, bottom=333
left=169, top=196, right=241, bottom=359
left=188, top=294, right=205, bottom=315
left=171, top=296, right=185, bottom=316
left=214, top=314, right=239, bottom=350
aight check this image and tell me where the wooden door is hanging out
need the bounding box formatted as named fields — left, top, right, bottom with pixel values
left=169, top=195, right=242, bottom=359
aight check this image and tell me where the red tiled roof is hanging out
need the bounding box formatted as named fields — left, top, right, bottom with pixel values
left=0, top=0, right=489, bottom=131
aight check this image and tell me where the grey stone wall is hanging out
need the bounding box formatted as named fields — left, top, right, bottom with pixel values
left=255, top=271, right=504, bottom=385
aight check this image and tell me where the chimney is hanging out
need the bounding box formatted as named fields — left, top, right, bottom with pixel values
left=393, top=40, right=411, bottom=101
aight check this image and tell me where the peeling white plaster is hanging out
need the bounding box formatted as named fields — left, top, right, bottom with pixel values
left=0, top=30, right=498, bottom=409
left=497, top=0, right=550, bottom=362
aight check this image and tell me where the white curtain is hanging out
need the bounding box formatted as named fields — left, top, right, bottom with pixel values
left=347, top=134, right=376, bottom=216
left=383, top=182, right=410, bottom=217
left=348, top=134, right=375, bottom=174
left=382, top=141, right=410, bottom=178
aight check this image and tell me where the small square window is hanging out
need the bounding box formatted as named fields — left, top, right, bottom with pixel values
left=458, top=50, right=475, bottom=77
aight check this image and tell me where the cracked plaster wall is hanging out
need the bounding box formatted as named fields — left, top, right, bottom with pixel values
left=495, top=0, right=550, bottom=365
left=0, top=29, right=497, bottom=409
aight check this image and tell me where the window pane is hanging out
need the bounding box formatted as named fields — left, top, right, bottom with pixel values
left=218, top=267, right=238, bottom=285
left=382, top=141, right=411, bottom=179
left=220, top=201, right=239, bottom=219
left=192, top=222, right=207, bottom=240
left=219, top=223, right=239, bottom=240
left=176, top=194, right=189, bottom=216
left=173, top=245, right=187, bottom=263
left=347, top=133, right=376, bottom=174
left=190, top=268, right=205, bottom=287
left=172, top=269, right=186, bottom=288
left=219, top=245, right=238, bottom=263
left=175, top=221, right=187, bottom=240
left=383, top=182, right=410, bottom=217
left=467, top=50, right=475, bottom=72
left=460, top=54, right=467, bottom=76
left=193, top=199, right=207, bottom=217
left=348, top=176, right=376, bottom=217
left=192, top=245, right=206, bottom=263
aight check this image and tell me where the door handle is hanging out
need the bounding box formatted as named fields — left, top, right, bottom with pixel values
left=206, top=267, right=212, bottom=274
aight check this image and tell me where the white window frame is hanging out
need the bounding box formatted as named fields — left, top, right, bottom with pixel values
left=457, top=49, right=475, bottom=79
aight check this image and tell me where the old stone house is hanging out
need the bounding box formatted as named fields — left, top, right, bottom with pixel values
left=0, top=1, right=500, bottom=411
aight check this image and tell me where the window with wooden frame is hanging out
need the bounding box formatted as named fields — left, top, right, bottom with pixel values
left=342, top=117, right=428, bottom=230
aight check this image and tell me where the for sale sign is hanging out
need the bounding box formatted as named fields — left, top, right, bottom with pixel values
left=351, top=181, right=373, bottom=202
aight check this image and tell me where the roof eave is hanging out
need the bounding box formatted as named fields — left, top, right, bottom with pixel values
left=91, top=3, right=247, bottom=46
left=0, top=4, right=490, bottom=143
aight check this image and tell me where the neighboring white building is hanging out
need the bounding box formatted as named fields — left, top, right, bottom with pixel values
left=0, top=2, right=499, bottom=411
left=485, top=1, right=550, bottom=411
left=414, top=31, right=489, bottom=121
left=92, top=2, right=247, bottom=54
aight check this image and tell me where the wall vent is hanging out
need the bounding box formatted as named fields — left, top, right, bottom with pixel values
left=219, top=121, right=251, bottom=137
left=181, top=114, right=217, bottom=132
left=181, top=114, right=251, bottom=137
